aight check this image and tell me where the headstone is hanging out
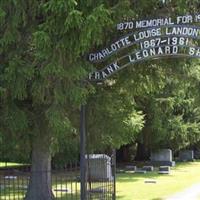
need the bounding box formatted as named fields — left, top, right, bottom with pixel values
left=4, top=176, right=17, bottom=179
left=125, top=165, right=137, bottom=171
left=116, top=169, right=125, bottom=173
left=151, top=149, right=175, bottom=166
left=18, top=185, right=28, bottom=190
left=54, top=188, right=69, bottom=193
left=194, top=150, right=200, bottom=159
left=125, top=165, right=136, bottom=174
left=158, top=166, right=170, bottom=174
left=0, top=185, right=4, bottom=190
left=88, top=188, right=106, bottom=193
left=86, top=154, right=113, bottom=181
left=87, top=188, right=106, bottom=199
left=144, top=179, right=157, bottom=184
left=135, top=169, right=147, bottom=174
left=142, top=166, right=154, bottom=172
left=179, top=150, right=194, bottom=161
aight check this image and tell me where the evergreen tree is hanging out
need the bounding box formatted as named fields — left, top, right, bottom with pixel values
left=0, top=1, right=114, bottom=199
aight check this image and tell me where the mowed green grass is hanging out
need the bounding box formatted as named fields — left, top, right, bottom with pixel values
left=117, top=161, right=200, bottom=200
left=2, top=161, right=200, bottom=200
left=0, top=162, right=25, bottom=167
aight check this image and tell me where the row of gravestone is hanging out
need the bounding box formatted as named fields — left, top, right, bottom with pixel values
left=125, top=165, right=171, bottom=174
left=85, top=149, right=196, bottom=181
left=85, top=154, right=171, bottom=181
left=151, top=149, right=195, bottom=166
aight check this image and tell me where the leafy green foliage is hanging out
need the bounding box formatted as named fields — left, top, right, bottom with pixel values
left=87, top=86, right=144, bottom=150
left=1, top=0, right=200, bottom=164
left=132, top=61, right=200, bottom=154
left=0, top=0, right=115, bottom=162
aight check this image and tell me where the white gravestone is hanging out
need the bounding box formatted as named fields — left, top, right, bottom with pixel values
left=86, top=154, right=113, bottom=181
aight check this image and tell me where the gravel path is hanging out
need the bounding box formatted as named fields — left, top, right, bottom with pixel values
left=166, top=183, right=200, bottom=200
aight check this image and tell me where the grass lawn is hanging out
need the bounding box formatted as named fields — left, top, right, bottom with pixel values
left=117, top=161, right=200, bottom=200
left=2, top=161, right=200, bottom=200
left=0, top=162, right=26, bottom=168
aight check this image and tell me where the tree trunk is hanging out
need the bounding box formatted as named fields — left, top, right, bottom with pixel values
left=25, top=132, right=54, bottom=200
left=135, top=142, right=150, bottom=161
left=134, top=100, right=152, bottom=161
left=135, top=121, right=152, bottom=161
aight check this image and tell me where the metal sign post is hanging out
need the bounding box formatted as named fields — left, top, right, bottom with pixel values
left=80, top=104, right=86, bottom=200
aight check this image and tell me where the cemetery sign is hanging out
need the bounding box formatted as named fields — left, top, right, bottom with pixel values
left=88, top=14, right=200, bottom=81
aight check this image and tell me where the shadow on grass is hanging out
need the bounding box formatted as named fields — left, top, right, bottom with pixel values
left=0, top=188, right=80, bottom=200
left=55, top=192, right=113, bottom=200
